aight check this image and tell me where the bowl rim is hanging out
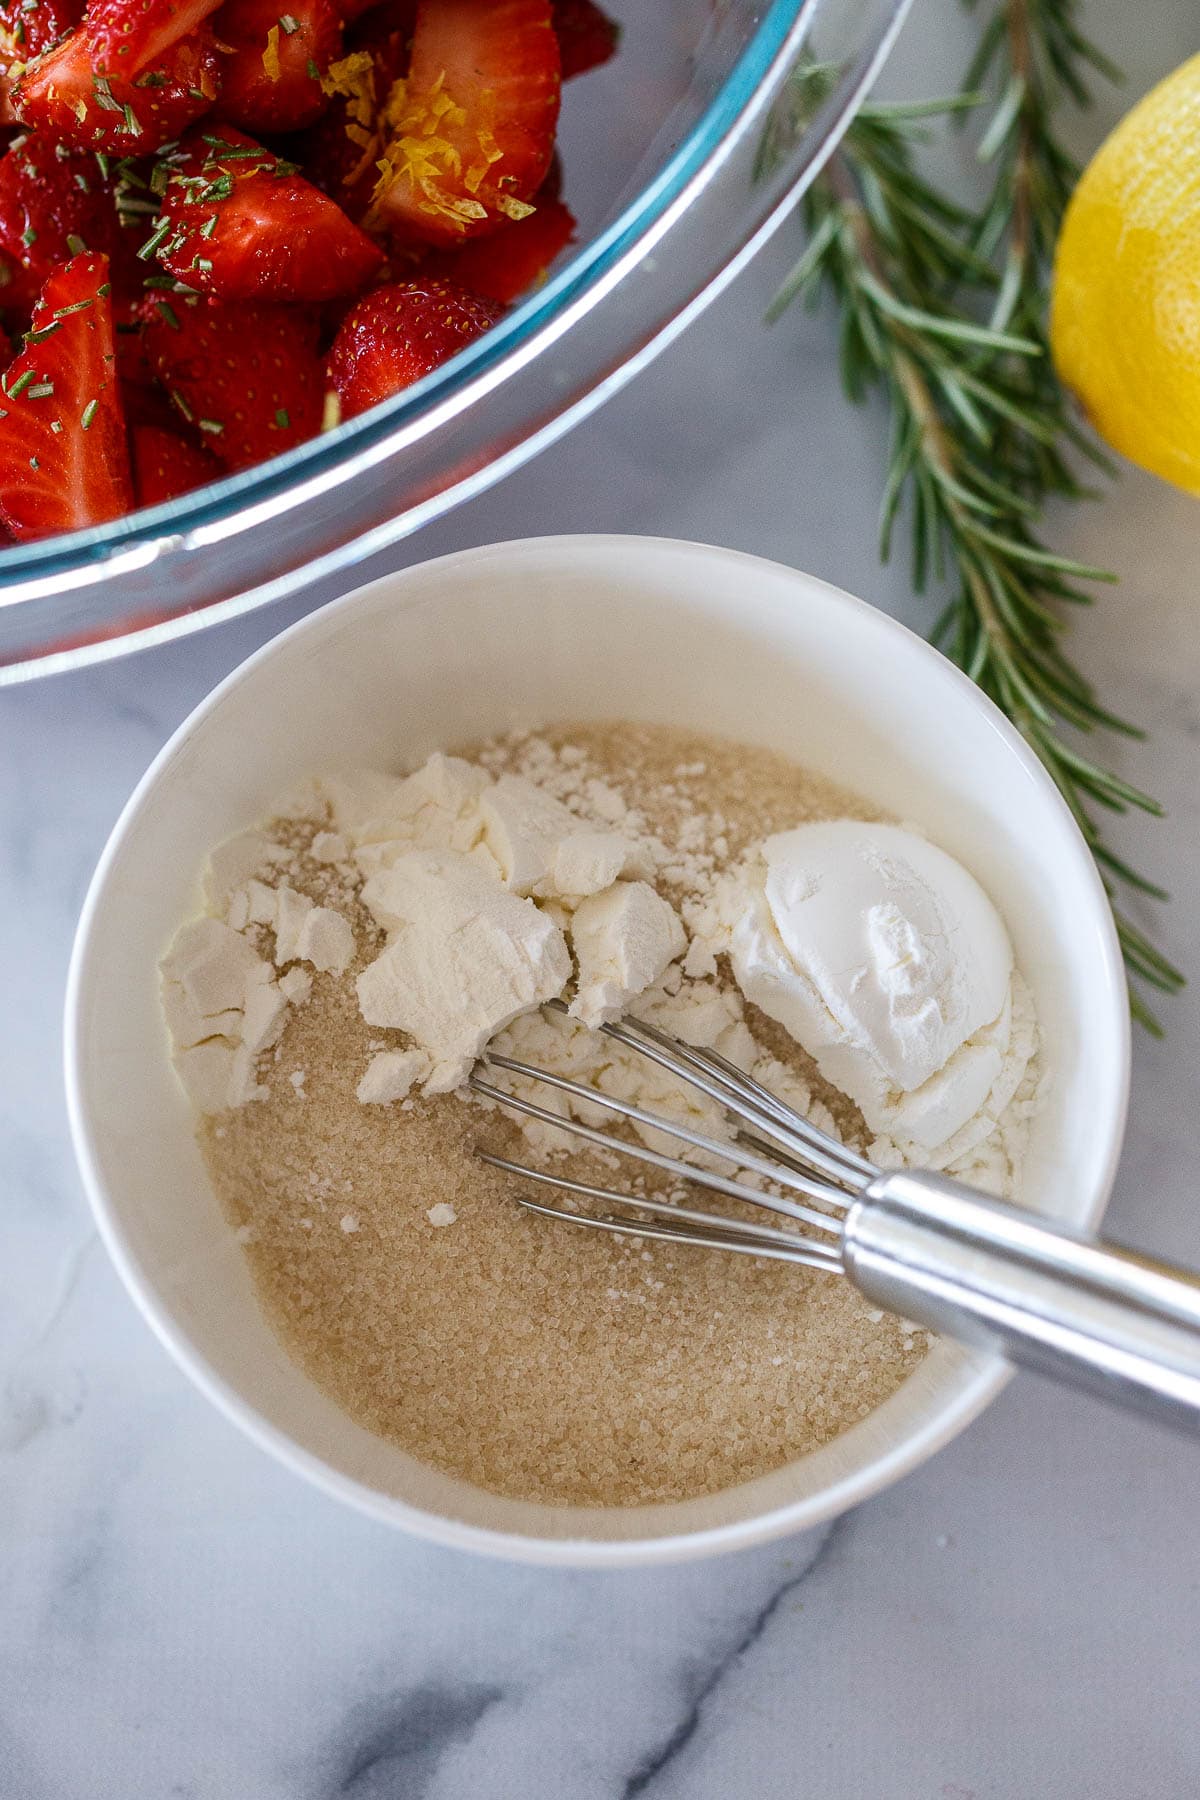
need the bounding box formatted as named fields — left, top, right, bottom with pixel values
left=63, top=533, right=1132, bottom=1566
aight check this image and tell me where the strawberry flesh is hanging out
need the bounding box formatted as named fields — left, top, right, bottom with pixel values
left=144, top=292, right=323, bottom=468
left=325, top=276, right=501, bottom=418
left=216, top=0, right=343, bottom=134
left=0, top=250, right=132, bottom=537
left=15, top=24, right=221, bottom=153
left=425, top=194, right=573, bottom=303
left=552, top=0, right=617, bottom=79
left=88, top=0, right=224, bottom=79
left=300, top=3, right=412, bottom=219
left=131, top=419, right=220, bottom=503
left=154, top=125, right=383, bottom=301
left=0, top=132, right=140, bottom=319
left=370, top=0, right=561, bottom=248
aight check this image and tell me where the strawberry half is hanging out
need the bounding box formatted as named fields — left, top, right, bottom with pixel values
left=552, top=0, right=617, bottom=79
left=325, top=276, right=501, bottom=419
left=144, top=292, right=324, bottom=467
left=370, top=0, right=561, bottom=248
left=0, top=132, right=139, bottom=318
left=216, top=0, right=342, bottom=134
left=153, top=125, right=383, bottom=300
left=15, top=24, right=221, bottom=153
left=0, top=251, right=132, bottom=538
left=131, top=419, right=219, bottom=502
left=426, top=194, right=573, bottom=303
left=87, top=0, right=224, bottom=78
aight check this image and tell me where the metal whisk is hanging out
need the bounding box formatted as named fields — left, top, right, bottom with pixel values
left=472, top=1002, right=1200, bottom=1434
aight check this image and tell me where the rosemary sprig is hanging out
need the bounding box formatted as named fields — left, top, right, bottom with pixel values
left=770, top=11, right=1183, bottom=1029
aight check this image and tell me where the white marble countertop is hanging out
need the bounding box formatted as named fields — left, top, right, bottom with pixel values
left=4, top=3, right=1200, bottom=1793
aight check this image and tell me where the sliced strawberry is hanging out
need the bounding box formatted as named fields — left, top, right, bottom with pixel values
left=0, top=0, right=83, bottom=80
left=216, top=0, right=342, bottom=134
left=87, top=0, right=224, bottom=79
left=153, top=124, right=382, bottom=300
left=426, top=194, right=573, bottom=303
left=144, top=292, right=323, bottom=467
left=131, top=418, right=218, bottom=501
left=552, top=0, right=617, bottom=79
left=300, top=5, right=411, bottom=219
left=0, top=250, right=131, bottom=537
left=0, top=132, right=139, bottom=318
left=14, top=24, right=221, bottom=153
left=370, top=0, right=560, bottom=248
left=325, top=276, right=500, bottom=419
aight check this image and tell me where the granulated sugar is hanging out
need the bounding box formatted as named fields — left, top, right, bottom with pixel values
left=200, top=723, right=932, bottom=1507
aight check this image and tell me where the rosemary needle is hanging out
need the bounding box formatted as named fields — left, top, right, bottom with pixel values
left=770, top=4, right=1182, bottom=1029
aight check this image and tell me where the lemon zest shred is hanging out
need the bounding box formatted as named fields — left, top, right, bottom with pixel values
left=261, top=25, right=282, bottom=82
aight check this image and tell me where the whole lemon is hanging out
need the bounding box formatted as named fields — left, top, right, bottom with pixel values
left=1051, top=53, right=1200, bottom=496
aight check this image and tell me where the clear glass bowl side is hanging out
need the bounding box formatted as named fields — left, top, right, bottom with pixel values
left=0, top=0, right=913, bottom=681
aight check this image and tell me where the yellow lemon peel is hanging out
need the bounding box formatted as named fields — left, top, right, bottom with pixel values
left=1052, top=52, right=1200, bottom=496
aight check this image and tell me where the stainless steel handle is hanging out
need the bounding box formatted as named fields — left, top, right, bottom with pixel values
left=843, top=1171, right=1200, bottom=1433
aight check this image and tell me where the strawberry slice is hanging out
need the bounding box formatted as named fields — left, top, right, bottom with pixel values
left=153, top=125, right=383, bottom=300
left=325, top=276, right=501, bottom=419
left=0, top=251, right=132, bottom=538
left=370, top=0, right=561, bottom=248
left=552, top=0, right=617, bottom=79
left=216, top=0, right=342, bottom=134
left=131, top=419, right=219, bottom=502
left=0, top=132, right=140, bottom=318
left=0, top=0, right=83, bottom=103
left=300, top=4, right=412, bottom=218
left=426, top=194, right=573, bottom=303
left=144, top=292, right=324, bottom=467
left=15, top=24, right=221, bottom=153
left=87, top=0, right=224, bottom=79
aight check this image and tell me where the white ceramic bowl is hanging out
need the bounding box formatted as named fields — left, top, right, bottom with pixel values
left=65, top=535, right=1130, bottom=1565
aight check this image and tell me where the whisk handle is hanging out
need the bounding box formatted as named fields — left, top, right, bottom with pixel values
left=844, top=1171, right=1200, bottom=1434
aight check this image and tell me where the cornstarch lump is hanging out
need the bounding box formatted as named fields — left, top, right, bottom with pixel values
left=160, top=722, right=1041, bottom=1507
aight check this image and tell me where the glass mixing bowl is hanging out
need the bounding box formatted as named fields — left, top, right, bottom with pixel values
left=0, top=0, right=912, bottom=681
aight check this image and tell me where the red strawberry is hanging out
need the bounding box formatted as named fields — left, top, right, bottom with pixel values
left=0, top=0, right=83, bottom=93
left=300, top=4, right=411, bottom=218
left=144, top=293, right=323, bottom=467
left=0, top=251, right=132, bottom=538
left=15, top=24, right=221, bottom=153
left=154, top=125, right=382, bottom=300
left=426, top=195, right=573, bottom=303
left=216, top=0, right=342, bottom=134
left=552, top=0, right=617, bottom=79
left=87, top=0, right=224, bottom=78
left=131, top=419, right=219, bottom=502
left=325, top=276, right=500, bottom=419
left=0, top=132, right=140, bottom=318
left=370, top=0, right=560, bottom=248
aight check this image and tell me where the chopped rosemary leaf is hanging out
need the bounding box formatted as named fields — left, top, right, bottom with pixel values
left=137, top=220, right=170, bottom=260
left=198, top=214, right=217, bottom=239
left=274, top=407, right=289, bottom=428
left=24, top=321, right=61, bottom=344
left=81, top=398, right=98, bottom=430
left=21, top=224, right=36, bottom=247
left=73, top=172, right=90, bottom=192
left=29, top=455, right=38, bottom=469
left=156, top=300, right=180, bottom=330
left=123, top=104, right=143, bottom=136
left=97, top=281, right=111, bottom=296
left=26, top=381, right=53, bottom=398
left=306, top=57, right=320, bottom=79
left=278, top=11, right=300, bottom=29
left=53, top=297, right=94, bottom=315
left=170, top=387, right=194, bottom=421
left=7, top=369, right=34, bottom=396
left=135, top=70, right=167, bottom=86
left=65, top=233, right=88, bottom=254
left=50, top=419, right=62, bottom=432
left=92, top=74, right=122, bottom=113
left=95, top=151, right=111, bottom=179
left=198, top=417, right=224, bottom=434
